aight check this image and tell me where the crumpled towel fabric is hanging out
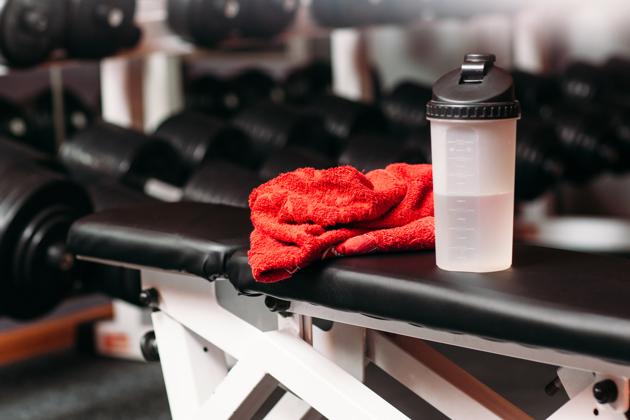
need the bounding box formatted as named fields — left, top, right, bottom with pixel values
left=248, top=163, right=435, bottom=282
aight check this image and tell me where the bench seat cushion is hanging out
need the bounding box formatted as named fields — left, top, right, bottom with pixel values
left=68, top=202, right=251, bottom=278
left=228, top=245, right=630, bottom=364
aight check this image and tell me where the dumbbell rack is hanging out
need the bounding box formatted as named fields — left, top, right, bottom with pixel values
left=0, top=0, right=381, bottom=361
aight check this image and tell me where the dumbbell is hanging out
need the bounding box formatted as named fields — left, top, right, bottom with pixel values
left=235, top=0, right=297, bottom=38
left=76, top=181, right=157, bottom=305
left=603, top=57, right=630, bottom=106
left=64, top=0, right=141, bottom=58
left=0, top=0, right=65, bottom=66
left=156, top=107, right=334, bottom=175
left=182, top=160, right=262, bottom=208
left=310, top=0, right=422, bottom=28
left=0, top=136, right=65, bottom=173
left=0, top=95, right=31, bottom=142
left=559, top=58, right=630, bottom=108
left=308, top=95, right=389, bottom=152
left=168, top=0, right=296, bottom=47
left=183, top=147, right=336, bottom=207
left=60, top=118, right=256, bottom=206
left=153, top=109, right=334, bottom=204
left=186, top=69, right=281, bottom=118
left=155, top=111, right=254, bottom=171
left=560, top=62, right=607, bottom=104
left=338, top=132, right=427, bottom=172
left=0, top=160, right=92, bottom=318
left=283, top=61, right=332, bottom=105
left=25, top=88, right=94, bottom=154
left=514, top=120, right=564, bottom=202
left=184, top=148, right=335, bottom=207
left=259, top=146, right=334, bottom=180
left=60, top=122, right=188, bottom=198
left=608, top=107, right=630, bottom=172
left=404, top=127, right=432, bottom=163
left=512, top=70, right=561, bottom=121
left=546, top=105, right=619, bottom=183
left=185, top=73, right=234, bottom=117
left=166, top=0, right=236, bottom=47
left=0, top=153, right=157, bottom=319
left=233, top=102, right=336, bottom=164
left=154, top=109, right=334, bottom=203
left=227, top=68, right=283, bottom=112
left=382, top=81, right=432, bottom=134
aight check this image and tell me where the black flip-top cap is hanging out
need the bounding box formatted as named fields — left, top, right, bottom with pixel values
left=427, top=53, right=520, bottom=120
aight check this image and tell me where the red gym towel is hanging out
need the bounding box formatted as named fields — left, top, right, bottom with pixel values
left=248, top=163, right=435, bottom=283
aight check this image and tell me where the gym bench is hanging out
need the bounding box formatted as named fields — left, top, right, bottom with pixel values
left=68, top=202, right=630, bottom=419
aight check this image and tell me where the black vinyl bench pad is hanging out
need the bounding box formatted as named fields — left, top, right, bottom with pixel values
left=68, top=201, right=630, bottom=364
left=68, top=202, right=251, bottom=277
left=228, top=246, right=630, bottom=364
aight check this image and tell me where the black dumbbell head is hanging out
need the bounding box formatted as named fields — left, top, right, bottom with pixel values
left=512, top=70, right=561, bottom=121
left=227, top=68, right=281, bottom=112
left=603, top=57, right=630, bottom=107
left=28, top=88, right=94, bottom=154
left=0, top=162, right=92, bottom=319
left=284, top=61, right=332, bottom=105
left=549, top=105, right=619, bottom=183
left=311, top=0, right=420, bottom=28
left=65, top=0, right=141, bottom=58
left=259, top=146, right=334, bottom=180
left=236, top=0, right=297, bottom=38
left=339, top=132, right=426, bottom=172
left=309, top=95, right=389, bottom=150
left=382, top=81, right=432, bottom=133
left=61, top=122, right=187, bottom=187
left=0, top=137, right=65, bottom=173
left=0, top=0, right=65, bottom=66
left=186, top=74, right=234, bottom=117
left=155, top=111, right=254, bottom=171
left=0, top=96, right=31, bottom=142
left=183, top=160, right=262, bottom=208
left=167, top=0, right=236, bottom=47
left=403, top=127, right=431, bottom=163
left=233, top=103, right=336, bottom=165
left=560, top=61, right=607, bottom=104
left=608, top=106, right=630, bottom=173
left=515, top=119, right=564, bottom=201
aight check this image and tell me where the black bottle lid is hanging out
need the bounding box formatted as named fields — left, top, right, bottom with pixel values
left=427, top=53, right=520, bottom=120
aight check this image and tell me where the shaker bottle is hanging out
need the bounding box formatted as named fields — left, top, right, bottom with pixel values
left=426, top=53, right=520, bottom=272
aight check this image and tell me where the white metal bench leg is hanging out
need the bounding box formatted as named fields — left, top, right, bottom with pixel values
left=196, top=359, right=278, bottom=420
left=151, top=311, right=229, bottom=420
left=142, top=270, right=408, bottom=420
left=256, top=329, right=408, bottom=420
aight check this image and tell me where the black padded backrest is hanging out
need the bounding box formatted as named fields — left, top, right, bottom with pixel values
left=228, top=245, right=630, bottom=364
left=68, top=202, right=251, bottom=278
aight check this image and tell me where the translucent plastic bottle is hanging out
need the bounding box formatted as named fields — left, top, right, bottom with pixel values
left=426, top=54, right=520, bottom=272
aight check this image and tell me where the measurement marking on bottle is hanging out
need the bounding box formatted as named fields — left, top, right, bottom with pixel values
left=441, top=127, right=480, bottom=262
left=446, top=196, right=477, bottom=260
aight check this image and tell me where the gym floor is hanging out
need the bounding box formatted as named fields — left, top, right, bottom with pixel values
left=0, top=341, right=567, bottom=419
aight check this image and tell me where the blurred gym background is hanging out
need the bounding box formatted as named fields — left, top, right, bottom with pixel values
left=1, top=0, right=630, bottom=419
